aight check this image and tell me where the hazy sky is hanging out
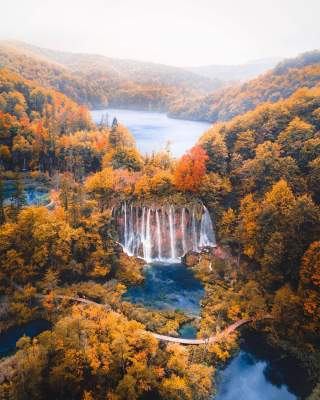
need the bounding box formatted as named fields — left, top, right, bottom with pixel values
left=1, top=0, right=319, bottom=66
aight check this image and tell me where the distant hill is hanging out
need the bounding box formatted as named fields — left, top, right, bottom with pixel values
left=169, top=51, right=320, bottom=122
left=4, top=41, right=220, bottom=91
left=0, top=41, right=224, bottom=111
left=187, top=57, right=282, bottom=82
left=0, top=44, right=107, bottom=108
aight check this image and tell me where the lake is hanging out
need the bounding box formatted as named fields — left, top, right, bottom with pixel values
left=91, top=108, right=211, bottom=157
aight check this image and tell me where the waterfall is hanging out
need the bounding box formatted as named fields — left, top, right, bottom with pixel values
left=123, top=202, right=128, bottom=249
left=168, top=206, right=176, bottom=260
left=156, top=209, right=162, bottom=260
left=181, top=208, right=187, bottom=255
left=141, top=207, right=146, bottom=259
left=145, top=208, right=152, bottom=262
left=192, top=208, right=198, bottom=252
left=117, top=203, right=216, bottom=263
left=199, top=205, right=216, bottom=247
left=127, top=205, right=134, bottom=253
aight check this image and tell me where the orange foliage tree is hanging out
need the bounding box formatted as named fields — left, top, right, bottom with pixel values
left=174, top=146, right=208, bottom=192
left=299, top=241, right=320, bottom=322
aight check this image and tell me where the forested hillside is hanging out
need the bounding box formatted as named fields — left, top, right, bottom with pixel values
left=0, top=68, right=101, bottom=175
left=0, top=46, right=108, bottom=107
left=0, top=41, right=223, bottom=112
left=194, top=86, right=320, bottom=383
left=169, top=51, right=320, bottom=122
left=3, top=41, right=219, bottom=91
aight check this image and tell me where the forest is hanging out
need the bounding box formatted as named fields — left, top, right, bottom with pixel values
left=0, top=45, right=319, bottom=400
left=168, top=51, right=320, bottom=122
left=0, top=41, right=222, bottom=112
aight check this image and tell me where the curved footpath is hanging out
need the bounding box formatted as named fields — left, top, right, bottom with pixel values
left=9, top=280, right=273, bottom=345
left=0, top=286, right=273, bottom=384
left=40, top=292, right=272, bottom=345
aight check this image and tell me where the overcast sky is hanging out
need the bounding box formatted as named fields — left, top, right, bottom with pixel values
left=1, top=0, right=319, bottom=67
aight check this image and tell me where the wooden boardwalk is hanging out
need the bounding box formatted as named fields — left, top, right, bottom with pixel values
left=10, top=281, right=272, bottom=346
left=152, top=318, right=253, bottom=345
left=44, top=294, right=271, bottom=345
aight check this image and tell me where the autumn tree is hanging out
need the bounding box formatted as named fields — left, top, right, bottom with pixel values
left=299, top=242, right=320, bottom=324
left=277, top=117, right=315, bottom=168
left=0, top=179, right=5, bottom=224
left=85, top=168, right=122, bottom=211
left=149, top=171, right=175, bottom=196
left=238, top=180, right=320, bottom=286
left=201, top=130, right=228, bottom=174
left=174, top=146, right=208, bottom=192
left=235, top=141, right=305, bottom=197
left=103, top=147, right=143, bottom=171
left=108, top=124, right=136, bottom=149
left=0, top=306, right=215, bottom=400
left=309, top=156, right=320, bottom=202
left=198, top=172, right=231, bottom=218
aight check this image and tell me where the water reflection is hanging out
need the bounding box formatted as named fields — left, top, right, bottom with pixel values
left=0, top=320, right=51, bottom=357
left=215, top=350, right=298, bottom=400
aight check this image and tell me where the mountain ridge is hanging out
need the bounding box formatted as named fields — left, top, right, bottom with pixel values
left=186, top=57, right=282, bottom=82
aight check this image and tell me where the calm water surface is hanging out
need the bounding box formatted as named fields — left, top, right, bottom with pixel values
left=3, top=181, right=49, bottom=206
left=0, top=320, right=51, bottom=357
left=91, top=108, right=211, bottom=156
left=123, top=262, right=204, bottom=316
left=178, top=323, right=198, bottom=339
left=215, top=350, right=298, bottom=400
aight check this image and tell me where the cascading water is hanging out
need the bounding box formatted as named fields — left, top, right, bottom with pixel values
left=116, top=202, right=216, bottom=262
left=181, top=208, right=187, bottom=255
left=199, top=206, right=216, bottom=247
left=168, top=206, right=176, bottom=260
left=192, top=207, right=198, bottom=252
left=156, top=209, right=162, bottom=260
left=145, top=208, right=152, bottom=262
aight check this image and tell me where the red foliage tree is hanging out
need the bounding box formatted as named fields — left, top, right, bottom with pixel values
left=174, top=145, right=208, bottom=192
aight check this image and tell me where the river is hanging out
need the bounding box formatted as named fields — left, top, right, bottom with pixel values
left=91, top=108, right=211, bottom=157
